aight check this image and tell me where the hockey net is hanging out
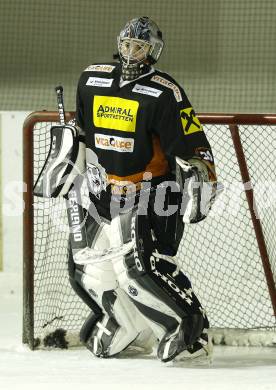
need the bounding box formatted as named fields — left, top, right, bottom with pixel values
left=23, top=112, right=276, bottom=349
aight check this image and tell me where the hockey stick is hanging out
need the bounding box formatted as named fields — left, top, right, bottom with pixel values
left=55, top=85, right=66, bottom=126
left=55, top=85, right=88, bottom=253
left=54, top=87, right=103, bottom=324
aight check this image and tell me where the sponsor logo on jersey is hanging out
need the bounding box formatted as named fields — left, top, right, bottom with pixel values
left=94, top=133, right=134, bottom=153
left=151, top=75, right=182, bottom=102
left=132, top=83, right=162, bottom=98
left=180, top=107, right=203, bottom=135
left=86, top=77, right=113, bottom=87
left=84, top=64, right=115, bottom=72
left=93, top=96, right=139, bottom=132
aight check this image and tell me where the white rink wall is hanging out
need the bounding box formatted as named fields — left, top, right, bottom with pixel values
left=0, top=111, right=30, bottom=273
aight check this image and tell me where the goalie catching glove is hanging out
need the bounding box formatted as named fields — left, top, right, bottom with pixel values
left=34, top=124, right=86, bottom=197
left=176, top=156, right=219, bottom=223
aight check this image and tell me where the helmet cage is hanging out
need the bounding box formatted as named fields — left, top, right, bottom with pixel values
left=118, top=37, right=152, bottom=67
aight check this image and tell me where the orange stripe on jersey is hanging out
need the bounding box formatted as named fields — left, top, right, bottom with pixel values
left=107, top=135, right=169, bottom=185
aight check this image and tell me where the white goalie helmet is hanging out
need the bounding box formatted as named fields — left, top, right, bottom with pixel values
left=117, top=16, right=164, bottom=68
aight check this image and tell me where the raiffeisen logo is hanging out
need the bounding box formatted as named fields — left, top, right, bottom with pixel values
left=93, top=96, right=139, bottom=132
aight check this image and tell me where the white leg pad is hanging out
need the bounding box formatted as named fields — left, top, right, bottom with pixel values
left=112, top=255, right=182, bottom=340
left=78, top=218, right=153, bottom=356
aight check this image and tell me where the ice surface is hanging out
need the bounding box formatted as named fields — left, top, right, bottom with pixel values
left=0, top=272, right=276, bottom=390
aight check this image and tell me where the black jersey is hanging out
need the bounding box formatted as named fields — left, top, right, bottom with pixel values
left=76, top=62, right=215, bottom=218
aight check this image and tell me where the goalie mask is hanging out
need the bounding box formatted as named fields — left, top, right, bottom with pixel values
left=117, top=16, right=164, bottom=81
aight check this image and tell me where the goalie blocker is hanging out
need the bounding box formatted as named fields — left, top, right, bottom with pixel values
left=33, top=124, right=85, bottom=197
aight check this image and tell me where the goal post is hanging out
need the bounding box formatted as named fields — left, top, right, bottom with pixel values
left=23, top=112, right=276, bottom=349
